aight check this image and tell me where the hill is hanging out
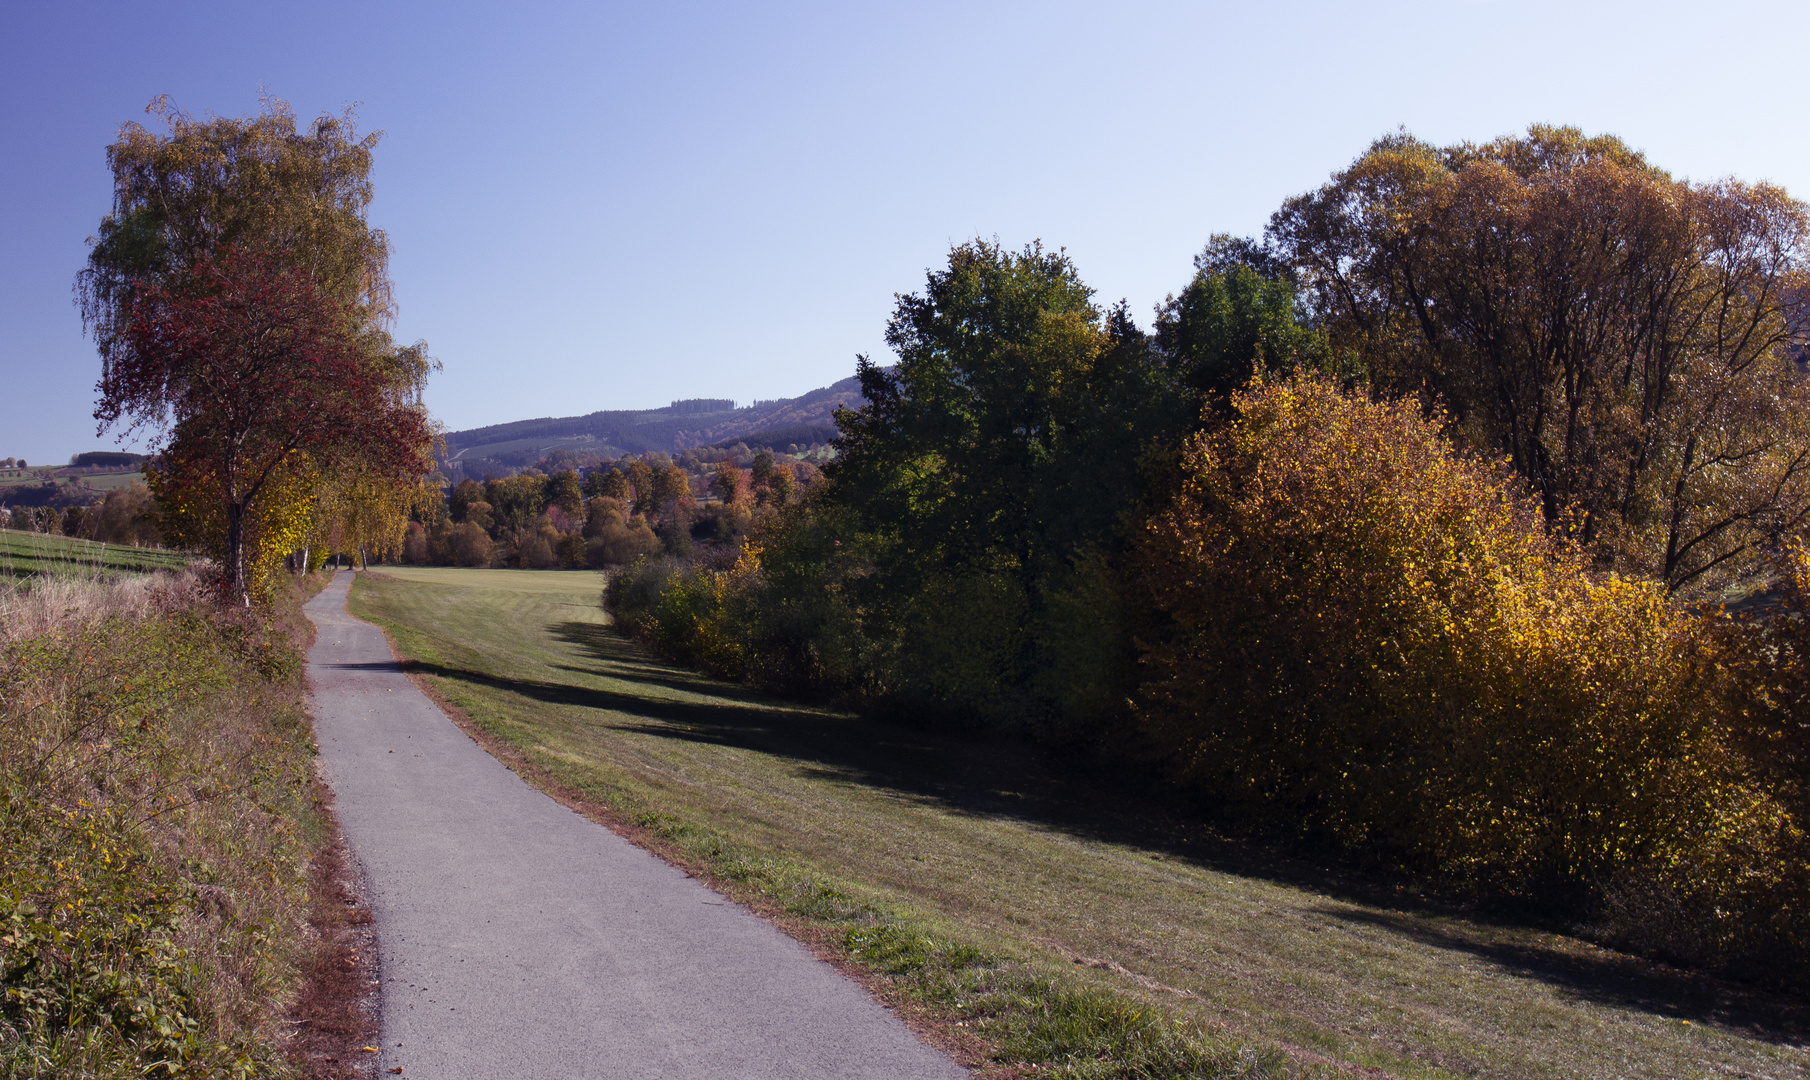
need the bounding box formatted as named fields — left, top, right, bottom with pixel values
left=0, top=462, right=146, bottom=509
left=440, top=375, right=865, bottom=476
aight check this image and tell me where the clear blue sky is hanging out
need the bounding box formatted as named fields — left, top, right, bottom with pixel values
left=3, top=0, right=1806, bottom=463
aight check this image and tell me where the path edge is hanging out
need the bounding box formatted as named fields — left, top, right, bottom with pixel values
left=346, top=570, right=996, bottom=1077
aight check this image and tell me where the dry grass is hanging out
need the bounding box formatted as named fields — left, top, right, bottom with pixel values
left=349, top=565, right=1810, bottom=1080
left=0, top=564, right=207, bottom=644
left=0, top=570, right=331, bottom=1079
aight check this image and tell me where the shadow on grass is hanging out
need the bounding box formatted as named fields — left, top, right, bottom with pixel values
left=404, top=615, right=1810, bottom=1046
left=1312, top=906, right=1810, bottom=1041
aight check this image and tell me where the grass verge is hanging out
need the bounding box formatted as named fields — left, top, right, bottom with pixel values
left=348, top=566, right=1810, bottom=1080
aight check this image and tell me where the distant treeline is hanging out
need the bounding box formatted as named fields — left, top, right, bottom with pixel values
left=611, top=127, right=1810, bottom=990
left=709, top=423, right=838, bottom=452
left=384, top=442, right=827, bottom=571
left=6, top=484, right=164, bottom=547
left=70, top=451, right=148, bottom=468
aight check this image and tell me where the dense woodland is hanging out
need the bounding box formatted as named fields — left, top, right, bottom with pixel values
left=369, top=441, right=828, bottom=571
left=610, top=127, right=1810, bottom=988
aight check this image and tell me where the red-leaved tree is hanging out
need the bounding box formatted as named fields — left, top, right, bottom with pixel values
left=95, top=247, right=432, bottom=605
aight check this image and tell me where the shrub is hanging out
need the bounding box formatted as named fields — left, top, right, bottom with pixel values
left=403, top=520, right=429, bottom=564
left=519, top=530, right=557, bottom=569
left=448, top=521, right=493, bottom=567
left=584, top=514, right=660, bottom=568
left=1136, top=376, right=1730, bottom=900
left=608, top=548, right=756, bottom=677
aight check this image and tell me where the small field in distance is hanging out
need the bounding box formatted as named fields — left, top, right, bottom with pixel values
left=0, top=528, right=189, bottom=580
left=349, top=566, right=1810, bottom=1080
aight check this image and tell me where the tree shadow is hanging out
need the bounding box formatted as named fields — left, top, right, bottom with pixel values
left=1310, top=906, right=1810, bottom=1044
left=405, top=615, right=1810, bottom=1044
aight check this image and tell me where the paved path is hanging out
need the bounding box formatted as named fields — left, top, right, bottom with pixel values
left=305, top=572, right=967, bottom=1080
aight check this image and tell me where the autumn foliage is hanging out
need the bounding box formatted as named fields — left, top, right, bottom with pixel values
left=1137, top=379, right=1720, bottom=884
left=98, top=248, right=431, bottom=602
left=610, top=214, right=1810, bottom=984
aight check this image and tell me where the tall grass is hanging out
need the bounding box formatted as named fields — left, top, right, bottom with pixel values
left=0, top=570, right=325, bottom=1079
left=0, top=566, right=207, bottom=644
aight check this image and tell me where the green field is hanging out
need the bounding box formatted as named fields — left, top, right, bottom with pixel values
left=81, top=470, right=146, bottom=491
left=0, top=528, right=189, bottom=580
left=348, top=566, right=1810, bottom=1080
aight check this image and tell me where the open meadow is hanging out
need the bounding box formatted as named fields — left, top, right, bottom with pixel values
left=349, top=565, right=1810, bottom=1080
left=0, top=526, right=188, bottom=580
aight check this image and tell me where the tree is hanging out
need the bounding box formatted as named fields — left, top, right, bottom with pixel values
left=1153, top=235, right=1335, bottom=401
left=652, top=463, right=690, bottom=512
left=86, top=482, right=162, bottom=546
left=82, top=97, right=432, bottom=604
left=625, top=460, right=656, bottom=515
left=484, top=475, right=546, bottom=537
left=450, top=478, right=484, bottom=522
left=314, top=469, right=435, bottom=567
left=710, top=460, right=748, bottom=504
left=79, top=97, right=392, bottom=367
left=545, top=470, right=584, bottom=515
left=830, top=239, right=1109, bottom=573
left=585, top=467, right=629, bottom=501
left=100, top=249, right=431, bottom=602
left=1270, top=126, right=1810, bottom=592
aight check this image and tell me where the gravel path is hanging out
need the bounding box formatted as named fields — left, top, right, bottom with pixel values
left=305, top=572, right=967, bottom=1079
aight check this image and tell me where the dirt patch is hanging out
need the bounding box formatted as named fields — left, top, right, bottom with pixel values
left=286, top=571, right=382, bottom=1080
left=284, top=776, right=382, bottom=1080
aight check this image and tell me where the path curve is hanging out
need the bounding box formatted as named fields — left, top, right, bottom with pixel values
left=305, top=572, right=967, bottom=1080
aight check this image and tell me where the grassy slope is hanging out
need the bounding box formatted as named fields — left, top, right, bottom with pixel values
left=0, top=527, right=189, bottom=579
left=348, top=566, right=1810, bottom=1080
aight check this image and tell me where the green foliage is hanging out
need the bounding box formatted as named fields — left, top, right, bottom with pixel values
left=606, top=222, right=1810, bottom=992
left=583, top=468, right=629, bottom=502
left=833, top=238, right=1109, bottom=572
left=544, top=470, right=584, bottom=515
left=614, top=239, right=1326, bottom=737
left=1154, top=236, right=1337, bottom=401
left=483, top=475, right=547, bottom=536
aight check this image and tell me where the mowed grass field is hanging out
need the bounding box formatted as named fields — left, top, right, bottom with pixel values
left=0, top=527, right=188, bottom=580
left=348, top=566, right=1810, bottom=1080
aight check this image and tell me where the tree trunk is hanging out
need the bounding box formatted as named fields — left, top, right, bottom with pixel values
left=225, top=499, right=251, bottom=607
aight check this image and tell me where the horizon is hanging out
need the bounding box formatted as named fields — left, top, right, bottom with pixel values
left=5, top=0, right=1808, bottom=463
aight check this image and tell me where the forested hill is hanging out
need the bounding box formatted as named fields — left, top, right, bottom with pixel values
left=440, top=374, right=865, bottom=470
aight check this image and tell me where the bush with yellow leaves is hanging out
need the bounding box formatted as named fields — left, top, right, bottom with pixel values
left=1136, top=376, right=1756, bottom=909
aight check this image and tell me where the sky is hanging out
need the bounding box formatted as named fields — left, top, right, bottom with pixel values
left=3, top=0, right=1807, bottom=464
